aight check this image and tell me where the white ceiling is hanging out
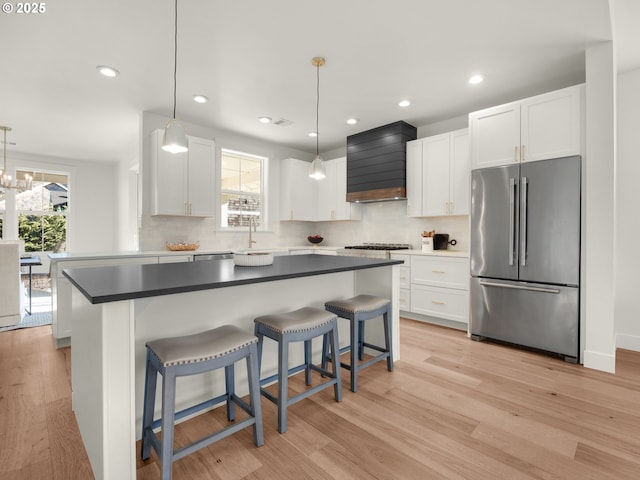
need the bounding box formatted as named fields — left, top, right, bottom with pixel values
left=1, top=0, right=638, bottom=165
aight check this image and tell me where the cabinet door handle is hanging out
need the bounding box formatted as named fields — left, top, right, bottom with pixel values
left=290, top=209, right=294, bottom=220
left=449, top=202, right=453, bottom=214
left=522, top=145, right=526, bottom=161
left=432, top=269, right=446, bottom=274
left=514, top=146, right=519, bottom=162
left=431, top=300, right=445, bottom=305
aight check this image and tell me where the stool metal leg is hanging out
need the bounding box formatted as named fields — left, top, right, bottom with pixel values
left=383, top=306, right=394, bottom=372
left=350, top=315, right=359, bottom=393
left=304, top=339, right=312, bottom=386
left=358, top=320, right=365, bottom=360
left=141, top=349, right=157, bottom=461
left=329, top=325, right=342, bottom=401
left=246, top=343, right=264, bottom=446
left=277, top=335, right=289, bottom=433
left=225, top=364, right=235, bottom=421
left=160, top=368, right=177, bottom=480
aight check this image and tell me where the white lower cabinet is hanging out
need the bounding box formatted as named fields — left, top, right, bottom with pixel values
left=392, top=252, right=469, bottom=329
left=410, top=284, right=469, bottom=323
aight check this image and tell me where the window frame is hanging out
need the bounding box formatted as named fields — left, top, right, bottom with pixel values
left=15, top=169, right=70, bottom=253
left=218, top=148, right=268, bottom=231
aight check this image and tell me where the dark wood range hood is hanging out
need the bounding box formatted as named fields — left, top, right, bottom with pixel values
left=346, top=121, right=417, bottom=203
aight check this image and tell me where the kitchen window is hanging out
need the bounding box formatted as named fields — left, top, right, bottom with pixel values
left=16, top=170, right=69, bottom=252
left=219, top=149, right=266, bottom=229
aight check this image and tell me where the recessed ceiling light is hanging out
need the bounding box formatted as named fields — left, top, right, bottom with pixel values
left=308, top=131, right=318, bottom=137
left=193, top=95, right=208, bottom=103
left=346, top=118, right=359, bottom=125
left=258, top=116, right=272, bottom=124
left=468, top=74, right=484, bottom=85
left=398, top=99, right=411, bottom=108
left=97, top=66, right=119, bottom=77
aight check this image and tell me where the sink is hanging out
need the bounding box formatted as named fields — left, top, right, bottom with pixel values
left=234, top=248, right=289, bottom=256
left=234, top=252, right=274, bottom=266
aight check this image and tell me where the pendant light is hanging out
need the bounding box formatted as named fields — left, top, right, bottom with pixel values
left=0, top=126, right=32, bottom=193
left=162, top=0, right=188, bottom=154
left=309, top=57, right=326, bottom=179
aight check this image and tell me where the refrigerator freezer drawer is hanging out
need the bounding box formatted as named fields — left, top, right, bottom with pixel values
left=411, top=284, right=469, bottom=323
left=470, top=277, right=578, bottom=359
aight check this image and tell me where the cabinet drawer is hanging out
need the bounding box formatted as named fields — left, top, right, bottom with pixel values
left=399, top=288, right=411, bottom=311
left=410, top=284, right=468, bottom=323
left=411, top=256, right=469, bottom=290
left=399, top=266, right=411, bottom=289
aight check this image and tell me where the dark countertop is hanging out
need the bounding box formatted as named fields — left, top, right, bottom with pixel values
left=63, top=254, right=403, bottom=304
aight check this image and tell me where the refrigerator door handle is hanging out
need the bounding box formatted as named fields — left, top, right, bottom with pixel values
left=479, top=281, right=560, bottom=294
left=520, top=176, right=528, bottom=267
left=508, top=178, right=516, bottom=266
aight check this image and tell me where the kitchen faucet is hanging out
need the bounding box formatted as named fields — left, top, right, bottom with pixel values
left=248, top=216, right=257, bottom=248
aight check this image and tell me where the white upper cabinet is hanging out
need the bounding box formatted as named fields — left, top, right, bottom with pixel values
left=449, top=129, right=470, bottom=215
left=314, top=160, right=338, bottom=221
left=407, top=128, right=470, bottom=217
left=150, top=130, right=215, bottom=216
left=470, top=84, right=583, bottom=169
left=469, top=102, right=520, bottom=169
left=279, top=158, right=315, bottom=221
left=406, top=139, right=423, bottom=218
left=422, top=133, right=452, bottom=217
left=281, top=157, right=360, bottom=222
left=520, top=86, right=582, bottom=162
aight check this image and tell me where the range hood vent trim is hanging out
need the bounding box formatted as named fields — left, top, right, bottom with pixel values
left=346, top=121, right=417, bottom=203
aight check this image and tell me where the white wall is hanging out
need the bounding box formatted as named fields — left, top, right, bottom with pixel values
left=583, top=42, right=617, bottom=372
left=615, top=67, right=640, bottom=351
left=70, top=160, right=118, bottom=253
left=2, top=152, right=118, bottom=273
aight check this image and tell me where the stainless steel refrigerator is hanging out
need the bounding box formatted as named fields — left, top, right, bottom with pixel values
left=469, top=155, right=581, bottom=362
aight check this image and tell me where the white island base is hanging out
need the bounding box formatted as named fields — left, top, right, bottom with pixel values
left=70, top=265, right=400, bottom=479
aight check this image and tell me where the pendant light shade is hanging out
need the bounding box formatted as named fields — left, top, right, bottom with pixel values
left=162, top=0, right=188, bottom=154
left=309, top=57, right=326, bottom=179
left=162, top=119, right=188, bottom=154
left=309, top=154, right=326, bottom=179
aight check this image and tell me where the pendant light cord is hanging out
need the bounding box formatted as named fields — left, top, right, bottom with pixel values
left=315, top=61, right=320, bottom=156
left=172, top=0, right=178, bottom=120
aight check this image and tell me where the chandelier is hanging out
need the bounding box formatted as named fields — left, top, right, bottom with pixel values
left=1, top=126, right=33, bottom=193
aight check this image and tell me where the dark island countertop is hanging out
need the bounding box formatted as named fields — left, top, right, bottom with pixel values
left=63, top=254, right=403, bottom=304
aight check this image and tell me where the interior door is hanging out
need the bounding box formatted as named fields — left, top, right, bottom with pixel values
left=470, top=164, right=519, bottom=280
left=518, top=156, right=581, bottom=285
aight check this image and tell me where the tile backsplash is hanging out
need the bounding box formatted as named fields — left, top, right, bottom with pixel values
left=140, top=200, right=469, bottom=252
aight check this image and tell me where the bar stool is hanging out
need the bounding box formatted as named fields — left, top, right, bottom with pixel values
left=322, top=294, right=393, bottom=392
left=141, top=325, right=263, bottom=480
left=254, top=306, right=342, bottom=433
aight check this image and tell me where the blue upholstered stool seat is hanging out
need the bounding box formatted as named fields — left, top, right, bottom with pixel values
left=141, top=325, right=263, bottom=480
left=254, top=306, right=342, bottom=433
left=322, top=294, right=393, bottom=392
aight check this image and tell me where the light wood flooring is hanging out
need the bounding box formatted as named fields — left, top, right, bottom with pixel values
left=1, top=319, right=639, bottom=479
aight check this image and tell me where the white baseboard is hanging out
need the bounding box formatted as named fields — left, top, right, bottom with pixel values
left=616, top=333, right=640, bottom=352
left=583, top=349, right=616, bottom=373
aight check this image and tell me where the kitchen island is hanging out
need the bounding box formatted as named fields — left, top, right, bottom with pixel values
left=64, top=254, right=402, bottom=479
